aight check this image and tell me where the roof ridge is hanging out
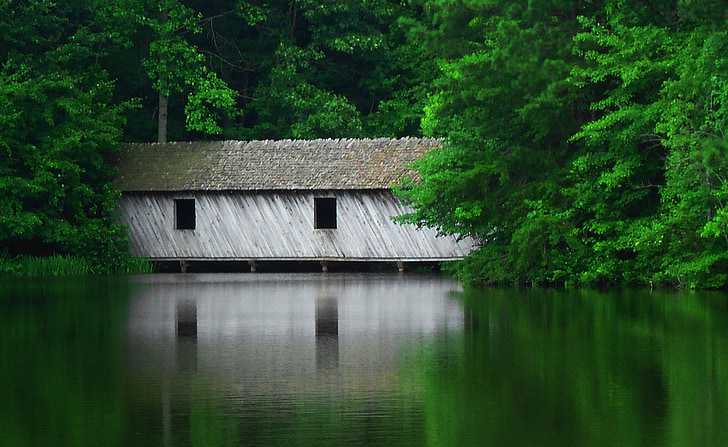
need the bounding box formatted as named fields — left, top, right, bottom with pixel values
left=123, top=137, right=441, bottom=146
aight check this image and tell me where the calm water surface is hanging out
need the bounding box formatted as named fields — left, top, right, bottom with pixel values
left=1, top=273, right=728, bottom=446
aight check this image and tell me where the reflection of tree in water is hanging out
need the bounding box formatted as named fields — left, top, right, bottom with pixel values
left=0, top=280, right=131, bottom=447
left=411, top=289, right=728, bottom=447
left=155, top=287, right=728, bottom=447
left=0, top=277, right=465, bottom=447
left=20, top=279, right=728, bottom=446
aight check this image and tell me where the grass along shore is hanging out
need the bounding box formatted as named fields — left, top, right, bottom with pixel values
left=0, top=255, right=153, bottom=277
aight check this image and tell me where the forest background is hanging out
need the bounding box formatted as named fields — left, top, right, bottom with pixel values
left=1, top=0, right=726, bottom=288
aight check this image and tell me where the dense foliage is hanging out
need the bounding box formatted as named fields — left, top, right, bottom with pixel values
left=0, top=1, right=135, bottom=272
left=399, top=0, right=728, bottom=289
left=0, top=0, right=726, bottom=286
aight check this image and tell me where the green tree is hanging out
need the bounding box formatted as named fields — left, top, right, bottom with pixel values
left=400, top=0, right=728, bottom=288
left=569, top=1, right=728, bottom=287
left=0, top=0, right=135, bottom=270
left=139, top=0, right=236, bottom=141
left=398, top=0, right=595, bottom=285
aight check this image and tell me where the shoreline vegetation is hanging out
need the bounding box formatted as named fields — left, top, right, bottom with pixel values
left=0, top=255, right=153, bottom=278
left=1, top=1, right=726, bottom=288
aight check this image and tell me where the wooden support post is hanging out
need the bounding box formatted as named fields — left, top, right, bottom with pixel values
left=321, top=261, right=328, bottom=273
left=396, top=261, right=405, bottom=273
left=248, top=260, right=257, bottom=273
left=180, top=260, right=189, bottom=273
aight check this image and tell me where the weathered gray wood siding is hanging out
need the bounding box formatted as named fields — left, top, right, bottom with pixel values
left=119, top=190, right=473, bottom=260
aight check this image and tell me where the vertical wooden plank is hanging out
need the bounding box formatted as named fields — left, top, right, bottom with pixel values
left=118, top=190, right=474, bottom=259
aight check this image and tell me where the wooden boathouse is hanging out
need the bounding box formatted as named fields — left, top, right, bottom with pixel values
left=115, top=138, right=473, bottom=272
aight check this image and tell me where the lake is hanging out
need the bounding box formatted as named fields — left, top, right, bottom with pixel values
left=1, top=273, right=727, bottom=446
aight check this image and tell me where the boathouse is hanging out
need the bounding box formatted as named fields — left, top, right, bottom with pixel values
left=115, top=138, right=473, bottom=271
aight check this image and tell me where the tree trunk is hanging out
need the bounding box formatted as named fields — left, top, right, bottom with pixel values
left=158, top=91, right=168, bottom=143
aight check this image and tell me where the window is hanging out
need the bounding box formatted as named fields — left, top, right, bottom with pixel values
left=175, top=199, right=196, bottom=230
left=314, top=197, right=337, bottom=229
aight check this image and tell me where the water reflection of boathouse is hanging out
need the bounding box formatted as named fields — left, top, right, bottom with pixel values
left=126, top=275, right=464, bottom=395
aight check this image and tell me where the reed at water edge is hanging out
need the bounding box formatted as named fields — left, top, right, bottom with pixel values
left=0, top=255, right=154, bottom=277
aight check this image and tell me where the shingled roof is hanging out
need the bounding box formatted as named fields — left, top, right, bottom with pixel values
left=115, top=138, right=439, bottom=192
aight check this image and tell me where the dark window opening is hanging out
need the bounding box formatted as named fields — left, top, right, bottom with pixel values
left=175, top=199, right=196, bottom=230
left=314, top=197, right=337, bottom=229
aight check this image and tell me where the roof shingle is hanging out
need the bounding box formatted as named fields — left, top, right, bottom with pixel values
left=115, top=138, right=439, bottom=191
